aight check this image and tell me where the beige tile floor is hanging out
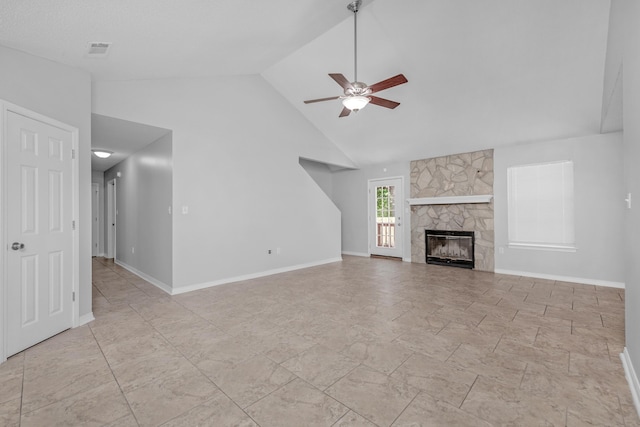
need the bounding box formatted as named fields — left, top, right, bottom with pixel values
left=1, top=256, right=639, bottom=426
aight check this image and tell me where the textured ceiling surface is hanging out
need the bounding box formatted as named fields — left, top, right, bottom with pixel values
left=0, top=0, right=350, bottom=80
left=1, top=0, right=619, bottom=167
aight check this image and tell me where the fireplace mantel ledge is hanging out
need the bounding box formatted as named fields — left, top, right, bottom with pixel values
left=407, top=195, right=493, bottom=206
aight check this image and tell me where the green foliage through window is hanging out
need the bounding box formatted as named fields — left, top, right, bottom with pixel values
left=376, top=186, right=395, bottom=218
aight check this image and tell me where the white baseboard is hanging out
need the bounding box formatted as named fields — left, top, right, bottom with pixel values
left=115, top=260, right=172, bottom=295
left=342, top=251, right=369, bottom=258
left=172, top=257, right=343, bottom=295
left=77, top=312, right=95, bottom=327
left=494, top=268, right=625, bottom=289
left=621, top=348, right=640, bottom=419
left=403, top=257, right=412, bottom=263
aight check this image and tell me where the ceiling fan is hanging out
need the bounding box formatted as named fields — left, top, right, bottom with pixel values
left=304, top=0, right=408, bottom=118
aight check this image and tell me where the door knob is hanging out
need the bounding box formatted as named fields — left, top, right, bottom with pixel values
left=11, top=242, right=24, bottom=251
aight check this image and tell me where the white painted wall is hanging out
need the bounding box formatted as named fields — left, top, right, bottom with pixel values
left=93, top=75, right=352, bottom=290
left=332, top=162, right=411, bottom=260
left=623, top=0, right=640, bottom=404
left=334, top=136, right=625, bottom=286
left=104, top=133, right=173, bottom=288
left=299, top=158, right=334, bottom=199
left=0, top=45, right=92, bottom=317
left=92, top=170, right=105, bottom=184
left=494, top=133, right=625, bottom=285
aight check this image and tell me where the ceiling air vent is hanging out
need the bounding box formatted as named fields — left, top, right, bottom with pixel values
left=86, top=42, right=111, bottom=58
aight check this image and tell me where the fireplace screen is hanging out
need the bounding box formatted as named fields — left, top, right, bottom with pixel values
left=425, top=230, right=475, bottom=269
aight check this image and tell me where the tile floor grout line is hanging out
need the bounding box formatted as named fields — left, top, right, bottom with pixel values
left=18, top=329, right=124, bottom=420
left=143, top=312, right=265, bottom=425
left=100, top=260, right=259, bottom=425
left=568, top=351, right=572, bottom=374
left=386, top=351, right=416, bottom=378
left=475, top=314, right=487, bottom=327
left=491, top=334, right=503, bottom=353
left=324, top=387, right=378, bottom=427
left=533, top=326, right=541, bottom=344
left=444, top=343, right=462, bottom=363
left=237, top=376, right=298, bottom=426
left=87, top=323, right=142, bottom=427
left=18, top=352, right=25, bottom=427
left=91, top=282, right=108, bottom=300
left=518, top=363, right=528, bottom=388
left=322, top=361, right=363, bottom=393
left=388, top=389, right=421, bottom=427
left=457, top=374, right=479, bottom=409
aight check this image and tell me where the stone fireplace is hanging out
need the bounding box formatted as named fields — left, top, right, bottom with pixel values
left=410, top=149, right=494, bottom=272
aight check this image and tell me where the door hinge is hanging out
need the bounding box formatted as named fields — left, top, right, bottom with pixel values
left=71, top=149, right=76, bottom=159
left=72, top=292, right=76, bottom=302
left=72, top=220, right=76, bottom=230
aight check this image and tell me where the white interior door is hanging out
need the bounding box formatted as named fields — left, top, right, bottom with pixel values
left=91, top=183, right=99, bottom=256
left=369, top=178, right=404, bottom=258
left=107, top=179, right=116, bottom=259
left=6, top=110, right=74, bottom=356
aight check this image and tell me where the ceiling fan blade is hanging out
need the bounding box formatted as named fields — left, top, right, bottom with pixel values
left=329, top=73, right=354, bottom=90
left=367, top=74, right=408, bottom=94
left=339, top=107, right=351, bottom=118
left=304, top=96, right=341, bottom=104
left=369, top=96, right=400, bottom=109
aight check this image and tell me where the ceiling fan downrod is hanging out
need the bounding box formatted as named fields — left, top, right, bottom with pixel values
left=347, top=0, right=362, bottom=83
left=302, top=0, right=408, bottom=117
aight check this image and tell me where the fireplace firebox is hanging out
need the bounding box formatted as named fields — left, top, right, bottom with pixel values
left=425, top=229, right=475, bottom=269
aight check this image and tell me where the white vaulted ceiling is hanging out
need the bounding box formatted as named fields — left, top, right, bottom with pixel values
left=0, top=0, right=619, bottom=166
left=264, top=0, right=615, bottom=165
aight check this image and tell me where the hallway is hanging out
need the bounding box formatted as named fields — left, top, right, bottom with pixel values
left=1, top=256, right=638, bottom=426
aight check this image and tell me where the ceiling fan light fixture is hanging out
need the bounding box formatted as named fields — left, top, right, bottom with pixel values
left=342, top=95, right=370, bottom=111
left=92, top=149, right=113, bottom=159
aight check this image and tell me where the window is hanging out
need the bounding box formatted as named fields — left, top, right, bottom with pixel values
left=376, top=185, right=396, bottom=248
left=507, top=160, right=575, bottom=250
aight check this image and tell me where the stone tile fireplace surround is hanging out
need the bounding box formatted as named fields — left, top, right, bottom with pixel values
left=410, top=149, right=495, bottom=272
